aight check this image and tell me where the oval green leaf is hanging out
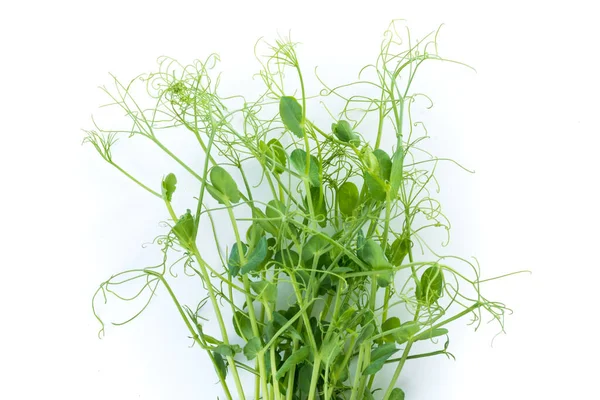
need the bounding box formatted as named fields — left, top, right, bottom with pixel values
left=373, top=149, right=392, bottom=182
left=209, top=166, right=240, bottom=204
left=332, top=120, right=359, bottom=144
left=338, top=181, right=360, bottom=216
left=390, top=388, right=406, bottom=400
left=280, top=96, right=304, bottom=138
left=161, top=173, right=177, bottom=201
left=290, top=149, right=320, bottom=187
left=417, top=265, right=444, bottom=306
left=172, top=209, right=196, bottom=251
left=243, top=337, right=262, bottom=360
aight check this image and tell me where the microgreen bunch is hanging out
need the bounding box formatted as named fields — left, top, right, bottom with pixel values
left=87, top=21, right=512, bottom=400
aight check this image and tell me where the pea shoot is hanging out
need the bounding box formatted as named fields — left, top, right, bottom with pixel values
left=87, top=20, right=516, bottom=400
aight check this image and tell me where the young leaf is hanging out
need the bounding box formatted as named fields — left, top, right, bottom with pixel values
left=361, top=239, right=391, bottom=270
left=209, top=166, right=241, bottom=204
left=297, top=363, right=312, bottom=395
left=240, top=236, right=268, bottom=274
left=388, top=236, right=411, bottom=266
left=269, top=138, right=287, bottom=173
left=332, top=120, right=359, bottom=144
left=212, top=352, right=227, bottom=379
left=172, top=210, right=196, bottom=251
left=161, top=173, right=177, bottom=201
left=389, top=148, right=404, bottom=199
left=373, top=149, right=392, bottom=181
left=394, top=321, right=420, bottom=345
left=243, top=337, right=262, bottom=360
left=306, top=186, right=327, bottom=227
left=417, top=265, right=444, bottom=306
left=290, top=149, right=320, bottom=187
left=213, top=344, right=241, bottom=358
left=250, top=279, right=277, bottom=303
left=415, top=327, right=449, bottom=341
left=363, top=343, right=398, bottom=375
left=389, top=388, right=406, bottom=400
left=280, top=96, right=304, bottom=138
left=356, top=229, right=366, bottom=261
left=364, top=172, right=387, bottom=202
left=338, top=181, right=360, bottom=216
left=233, top=311, right=254, bottom=341
left=382, top=317, right=401, bottom=343
left=275, top=346, right=310, bottom=380
left=301, top=234, right=329, bottom=262
left=356, top=324, right=375, bottom=347
left=227, top=242, right=248, bottom=276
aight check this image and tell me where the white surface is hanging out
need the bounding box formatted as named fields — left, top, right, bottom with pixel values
left=1, top=1, right=598, bottom=399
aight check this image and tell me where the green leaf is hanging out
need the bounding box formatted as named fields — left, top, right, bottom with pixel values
left=297, top=363, right=312, bottom=395
left=388, top=236, right=411, bottom=266
left=161, top=173, right=177, bottom=201
left=394, top=321, right=420, bottom=345
left=361, top=239, right=391, bottom=269
left=274, top=249, right=301, bottom=269
left=390, top=388, right=406, bottom=400
left=301, top=234, right=329, bottom=263
left=233, top=311, right=254, bottom=341
left=332, top=120, right=359, bottom=144
left=241, top=236, right=268, bottom=275
left=172, top=209, right=196, bottom=251
left=250, top=279, right=277, bottom=303
left=338, top=181, right=360, bottom=216
left=212, top=352, right=227, bottom=379
left=363, top=343, right=398, bottom=375
left=415, top=327, right=449, bottom=341
left=209, top=166, right=240, bottom=204
left=290, top=149, right=320, bottom=187
left=246, top=223, right=264, bottom=249
left=276, top=346, right=310, bottom=380
left=243, top=337, right=262, bottom=360
left=264, top=350, right=282, bottom=380
left=320, top=337, right=343, bottom=363
left=364, top=172, right=387, bottom=202
left=363, top=391, right=375, bottom=400
left=213, top=344, right=241, bottom=357
left=356, top=324, right=375, bottom=347
left=280, top=96, right=304, bottom=138
left=389, top=148, right=404, bottom=199
left=260, top=138, right=287, bottom=174
left=417, top=265, right=444, bottom=306
left=266, top=312, right=303, bottom=342
left=382, top=317, right=401, bottom=343
left=227, top=242, right=248, bottom=276
left=356, top=229, right=366, bottom=260
left=362, top=239, right=393, bottom=287
left=308, top=186, right=327, bottom=227
left=373, top=149, right=392, bottom=182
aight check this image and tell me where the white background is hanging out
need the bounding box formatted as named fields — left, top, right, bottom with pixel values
left=1, top=1, right=598, bottom=399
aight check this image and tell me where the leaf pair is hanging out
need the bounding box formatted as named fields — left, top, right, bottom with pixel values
left=228, top=237, right=268, bottom=276
left=363, top=148, right=392, bottom=202
left=381, top=318, right=419, bottom=345
left=260, top=138, right=287, bottom=174
left=332, top=120, right=360, bottom=144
